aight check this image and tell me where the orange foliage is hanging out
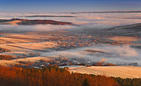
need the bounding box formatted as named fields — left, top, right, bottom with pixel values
left=0, top=66, right=119, bottom=86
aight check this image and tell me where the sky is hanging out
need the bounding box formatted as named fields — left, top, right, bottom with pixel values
left=0, top=0, right=141, bottom=12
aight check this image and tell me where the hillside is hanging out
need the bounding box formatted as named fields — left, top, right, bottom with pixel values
left=0, top=18, right=73, bottom=25
left=69, top=66, right=141, bottom=79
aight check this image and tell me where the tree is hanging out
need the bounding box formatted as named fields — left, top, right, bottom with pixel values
left=82, top=78, right=90, bottom=86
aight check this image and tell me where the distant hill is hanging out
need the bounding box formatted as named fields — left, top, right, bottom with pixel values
left=106, top=23, right=141, bottom=37
left=71, top=11, right=141, bottom=14
left=0, top=18, right=73, bottom=25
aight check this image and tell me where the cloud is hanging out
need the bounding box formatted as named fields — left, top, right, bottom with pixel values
left=113, top=45, right=138, bottom=57
left=34, top=25, right=74, bottom=31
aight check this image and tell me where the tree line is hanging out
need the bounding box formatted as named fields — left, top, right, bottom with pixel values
left=0, top=66, right=141, bottom=86
left=0, top=66, right=119, bottom=86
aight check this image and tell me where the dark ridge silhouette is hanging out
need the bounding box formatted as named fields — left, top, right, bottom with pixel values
left=106, top=23, right=141, bottom=37
left=0, top=18, right=73, bottom=25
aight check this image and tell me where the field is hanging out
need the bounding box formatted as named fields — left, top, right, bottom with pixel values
left=1, top=12, right=141, bottom=79
left=69, top=66, right=141, bottom=79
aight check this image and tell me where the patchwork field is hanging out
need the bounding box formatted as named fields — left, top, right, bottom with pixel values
left=1, top=13, right=141, bottom=80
